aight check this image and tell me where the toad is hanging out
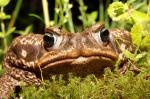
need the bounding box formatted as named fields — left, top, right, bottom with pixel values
left=0, top=23, right=135, bottom=98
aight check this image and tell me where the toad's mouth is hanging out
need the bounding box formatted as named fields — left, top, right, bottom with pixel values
left=37, top=55, right=117, bottom=77
left=37, top=52, right=118, bottom=76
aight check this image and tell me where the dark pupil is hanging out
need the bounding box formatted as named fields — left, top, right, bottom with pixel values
left=44, top=33, right=54, bottom=47
left=100, top=29, right=109, bottom=42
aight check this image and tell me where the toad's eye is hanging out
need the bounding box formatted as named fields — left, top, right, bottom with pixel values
left=92, top=28, right=110, bottom=45
left=43, top=33, right=56, bottom=48
left=100, top=28, right=109, bottom=43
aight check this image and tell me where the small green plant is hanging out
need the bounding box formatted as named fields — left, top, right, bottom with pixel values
left=53, top=0, right=74, bottom=32
left=0, top=0, right=14, bottom=73
left=0, top=0, right=12, bottom=54
left=108, top=1, right=150, bottom=67
left=77, top=0, right=98, bottom=29
left=40, top=0, right=74, bottom=32
left=0, top=0, right=33, bottom=72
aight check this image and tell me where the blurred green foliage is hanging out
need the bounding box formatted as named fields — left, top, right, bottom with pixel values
left=0, top=0, right=32, bottom=72
left=77, top=0, right=98, bottom=28
left=107, top=1, right=150, bottom=66
left=0, top=0, right=10, bottom=7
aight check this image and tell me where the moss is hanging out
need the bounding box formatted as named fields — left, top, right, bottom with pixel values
left=12, top=68, right=150, bottom=99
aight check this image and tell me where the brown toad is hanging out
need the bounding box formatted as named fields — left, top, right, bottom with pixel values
left=0, top=23, right=135, bottom=98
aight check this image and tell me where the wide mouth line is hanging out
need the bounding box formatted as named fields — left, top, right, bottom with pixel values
left=40, top=54, right=118, bottom=68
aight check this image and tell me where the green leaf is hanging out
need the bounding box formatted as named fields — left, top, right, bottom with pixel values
left=138, top=51, right=150, bottom=66
left=86, top=11, right=98, bottom=26
left=0, top=32, right=4, bottom=38
left=123, top=50, right=145, bottom=62
left=0, top=0, right=10, bottom=7
left=107, top=1, right=128, bottom=21
left=0, top=49, right=4, bottom=54
left=146, top=51, right=150, bottom=65
left=141, top=36, right=150, bottom=50
left=0, top=64, right=5, bottom=76
left=142, top=22, right=150, bottom=32
left=0, top=12, right=11, bottom=20
left=123, top=50, right=135, bottom=61
left=135, top=52, right=146, bottom=62
left=29, top=13, right=44, bottom=23
left=6, top=27, right=16, bottom=37
left=131, top=24, right=143, bottom=46
left=127, top=0, right=137, bottom=4
left=23, top=25, right=33, bottom=35
left=16, top=25, right=33, bottom=35
left=131, top=10, right=150, bottom=23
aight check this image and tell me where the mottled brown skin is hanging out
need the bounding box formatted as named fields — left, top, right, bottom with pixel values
left=0, top=23, right=134, bottom=98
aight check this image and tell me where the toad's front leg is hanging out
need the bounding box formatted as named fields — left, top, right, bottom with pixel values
left=0, top=66, right=41, bottom=98
left=0, top=73, right=19, bottom=98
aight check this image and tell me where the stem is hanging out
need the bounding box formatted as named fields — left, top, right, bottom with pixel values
left=1, top=8, right=5, bottom=33
left=105, top=0, right=110, bottom=28
left=8, top=0, right=22, bottom=29
left=1, top=20, right=5, bottom=34
left=54, top=0, right=59, bottom=24
left=1, top=7, right=7, bottom=53
left=148, top=1, right=150, bottom=15
left=59, top=0, right=64, bottom=26
left=42, top=0, right=50, bottom=28
left=99, top=0, right=104, bottom=22
left=78, top=0, right=87, bottom=29
left=68, top=12, right=74, bottom=32
left=113, top=0, right=119, bottom=2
